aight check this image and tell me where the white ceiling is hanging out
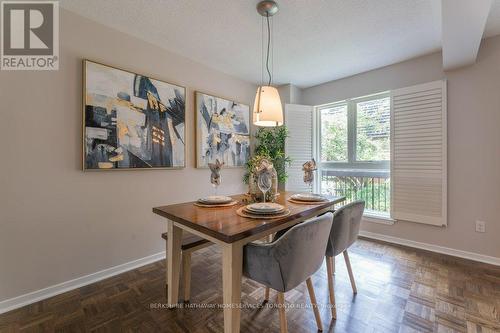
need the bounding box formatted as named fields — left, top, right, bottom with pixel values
left=60, top=0, right=500, bottom=88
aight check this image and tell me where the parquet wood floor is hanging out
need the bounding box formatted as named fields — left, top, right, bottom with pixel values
left=1, top=238, right=499, bottom=332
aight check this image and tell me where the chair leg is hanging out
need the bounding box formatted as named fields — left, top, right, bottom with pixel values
left=306, top=277, right=323, bottom=331
left=343, top=250, right=357, bottom=294
left=182, top=252, right=192, bottom=302
left=326, top=256, right=337, bottom=319
left=277, top=292, right=288, bottom=333
left=264, top=287, right=270, bottom=302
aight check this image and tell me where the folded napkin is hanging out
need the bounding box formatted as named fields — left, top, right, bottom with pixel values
left=254, top=158, right=274, bottom=176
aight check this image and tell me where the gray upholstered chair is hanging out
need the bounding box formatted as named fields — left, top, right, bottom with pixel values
left=325, top=200, right=365, bottom=319
left=243, top=213, right=334, bottom=333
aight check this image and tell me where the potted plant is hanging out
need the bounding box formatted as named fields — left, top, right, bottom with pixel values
left=244, top=126, right=292, bottom=197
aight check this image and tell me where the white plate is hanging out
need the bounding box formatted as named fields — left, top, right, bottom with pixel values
left=243, top=207, right=284, bottom=215
left=244, top=207, right=284, bottom=215
left=198, top=196, right=233, bottom=204
left=246, top=202, right=284, bottom=213
left=291, top=193, right=327, bottom=202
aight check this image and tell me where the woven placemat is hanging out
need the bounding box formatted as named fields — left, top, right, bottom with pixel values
left=236, top=206, right=291, bottom=219
left=193, top=201, right=239, bottom=208
left=287, top=198, right=328, bottom=205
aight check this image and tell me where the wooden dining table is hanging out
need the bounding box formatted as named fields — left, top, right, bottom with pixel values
left=153, top=191, right=345, bottom=333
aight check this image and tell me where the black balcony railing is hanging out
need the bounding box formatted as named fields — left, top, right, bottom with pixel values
left=320, top=169, right=391, bottom=215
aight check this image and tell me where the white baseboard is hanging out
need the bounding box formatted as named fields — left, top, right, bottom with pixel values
left=0, top=251, right=166, bottom=315
left=359, top=231, right=500, bottom=266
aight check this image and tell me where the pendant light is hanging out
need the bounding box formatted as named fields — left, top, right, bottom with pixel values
left=253, top=0, right=283, bottom=127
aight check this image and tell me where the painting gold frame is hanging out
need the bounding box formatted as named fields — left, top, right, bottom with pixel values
left=195, top=90, right=251, bottom=169
left=82, top=59, right=187, bottom=171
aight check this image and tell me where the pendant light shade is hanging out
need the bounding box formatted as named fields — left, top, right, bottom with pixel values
left=253, top=85, right=283, bottom=127
left=253, top=1, right=283, bottom=127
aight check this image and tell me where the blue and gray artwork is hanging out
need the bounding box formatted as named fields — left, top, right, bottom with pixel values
left=84, top=61, right=185, bottom=169
left=196, top=92, right=250, bottom=167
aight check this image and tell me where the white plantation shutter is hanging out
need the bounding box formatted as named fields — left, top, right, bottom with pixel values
left=285, top=104, right=314, bottom=192
left=391, top=80, right=447, bottom=226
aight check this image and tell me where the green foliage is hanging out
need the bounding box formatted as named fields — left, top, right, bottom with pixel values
left=244, top=126, right=291, bottom=184
left=356, top=103, right=390, bottom=161
left=322, top=98, right=390, bottom=162
left=322, top=119, right=348, bottom=161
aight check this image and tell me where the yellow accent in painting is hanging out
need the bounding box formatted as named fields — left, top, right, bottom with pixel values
left=109, top=154, right=124, bottom=162
left=98, top=162, right=113, bottom=169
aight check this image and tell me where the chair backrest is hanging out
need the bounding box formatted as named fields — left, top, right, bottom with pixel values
left=326, top=200, right=365, bottom=257
left=269, top=212, right=333, bottom=292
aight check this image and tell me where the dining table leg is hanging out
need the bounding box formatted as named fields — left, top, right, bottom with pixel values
left=167, top=220, right=182, bottom=307
left=222, top=242, right=243, bottom=333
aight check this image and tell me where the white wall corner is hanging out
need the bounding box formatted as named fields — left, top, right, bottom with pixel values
left=442, top=0, right=493, bottom=70
left=278, top=83, right=305, bottom=105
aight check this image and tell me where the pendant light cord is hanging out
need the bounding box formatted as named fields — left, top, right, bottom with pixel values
left=265, top=13, right=272, bottom=86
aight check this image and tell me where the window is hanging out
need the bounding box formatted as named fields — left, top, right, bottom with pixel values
left=356, top=98, right=390, bottom=161
left=312, top=81, right=446, bottom=224
left=315, top=92, right=391, bottom=216
left=320, top=103, right=348, bottom=162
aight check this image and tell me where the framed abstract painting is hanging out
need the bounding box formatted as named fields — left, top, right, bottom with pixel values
left=195, top=92, right=251, bottom=168
left=83, top=60, right=186, bottom=170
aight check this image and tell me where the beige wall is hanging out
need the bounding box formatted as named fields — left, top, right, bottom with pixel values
left=0, top=10, right=256, bottom=301
left=303, top=36, right=500, bottom=259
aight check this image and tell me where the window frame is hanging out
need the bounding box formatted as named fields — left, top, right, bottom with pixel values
left=315, top=91, right=391, bottom=171
left=313, top=90, right=392, bottom=205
